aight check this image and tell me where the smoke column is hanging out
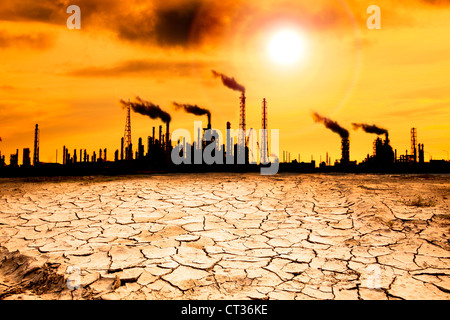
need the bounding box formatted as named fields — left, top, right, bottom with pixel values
left=211, top=70, right=245, bottom=93
left=312, top=112, right=349, bottom=139
left=120, top=96, right=171, bottom=123
left=352, top=123, right=388, bottom=137
left=172, top=102, right=211, bottom=124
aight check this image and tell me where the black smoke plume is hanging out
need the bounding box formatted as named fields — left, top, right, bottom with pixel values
left=172, top=102, right=211, bottom=123
left=312, top=112, right=349, bottom=139
left=120, top=96, right=171, bottom=123
left=352, top=123, right=388, bottom=138
left=211, top=70, right=245, bottom=93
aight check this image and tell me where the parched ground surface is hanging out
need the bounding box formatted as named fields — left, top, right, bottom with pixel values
left=0, top=173, right=449, bottom=300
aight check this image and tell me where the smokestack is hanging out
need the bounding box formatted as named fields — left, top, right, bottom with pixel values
left=166, top=122, right=170, bottom=149
left=418, top=144, right=424, bottom=164
left=226, top=121, right=233, bottom=164
left=159, top=125, right=162, bottom=146
left=120, top=97, right=171, bottom=124
left=352, top=123, right=389, bottom=140
left=239, top=92, right=246, bottom=148
left=211, top=70, right=245, bottom=94
left=138, top=138, right=143, bottom=159
left=312, top=112, right=349, bottom=139
left=166, top=122, right=170, bottom=162
left=23, top=148, right=31, bottom=166
left=172, top=102, right=211, bottom=129
left=411, top=128, right=417, bottom=163
left=33, top=124, right=39, bottom=166
left=211, top=70, right=246, bottom=152
left=341, top=138, right=350, bottom=164
left=312, top=112, right=350, bottom=163
left=152, top=127, right=156, bottom=145
left=120, top=137, right=124, bottom=160
left=147, top=136, right=151, bottom=156
left=261, top=98, right=268, bottom=164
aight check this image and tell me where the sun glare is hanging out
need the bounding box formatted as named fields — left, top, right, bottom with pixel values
left=268, top=29, right=306, bottom=65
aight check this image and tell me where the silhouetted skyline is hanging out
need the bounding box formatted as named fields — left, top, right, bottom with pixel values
left=0, top=1, right=449, bottom=164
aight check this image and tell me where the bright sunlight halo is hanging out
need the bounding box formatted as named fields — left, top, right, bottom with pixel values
left=268, top=29, right=306, bottom=65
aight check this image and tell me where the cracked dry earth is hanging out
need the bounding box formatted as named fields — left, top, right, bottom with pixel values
left=0, top=173, right=449, bottom=300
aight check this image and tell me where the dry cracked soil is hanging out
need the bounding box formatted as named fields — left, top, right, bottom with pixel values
left=0, top=173, right=449, bottom=300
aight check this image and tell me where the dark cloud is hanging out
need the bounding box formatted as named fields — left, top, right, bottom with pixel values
left=2, top=0, right=449, bottom=49
left=154, top=2, right=200, bottom=46
left=118, top=1, right=204, bottom=47
left=115, top=1, right=233, bottom=48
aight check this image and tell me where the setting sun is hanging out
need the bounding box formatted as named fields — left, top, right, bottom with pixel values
left=268, top=29, right=306, bottom=65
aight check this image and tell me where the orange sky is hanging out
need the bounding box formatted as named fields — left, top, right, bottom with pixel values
left=1, top=0, right=449, bottom=164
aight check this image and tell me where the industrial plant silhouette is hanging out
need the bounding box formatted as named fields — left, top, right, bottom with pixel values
left=0, top=71, right=449, bottom=177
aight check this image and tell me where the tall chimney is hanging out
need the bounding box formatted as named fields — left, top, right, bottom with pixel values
left=239, top=92, right=246, bottom=148
left=120, top=137, right=124, bottom=161
left=147, top=136, right=151, bottom=156
left=166, top=122, right=171, bottom=162
left=153, top=127, right=156, bottom=144
left=261, top=98, right=268, bottom=164
left=33, top=124, right=40, bottom=166
left=341, top=138, right=350, bottom=164
left=418, top=144, right=424, bottom=164
left=166, top=123, right=170, bottom=147
left=159, top=125, right=162, bottom=147
left=411, top=128, right=417, bottom=163
left=138, top=137, right=143, bottom=159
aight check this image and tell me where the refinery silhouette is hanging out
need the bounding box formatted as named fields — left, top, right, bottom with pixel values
left=1, top=71, right=449, bottom=177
